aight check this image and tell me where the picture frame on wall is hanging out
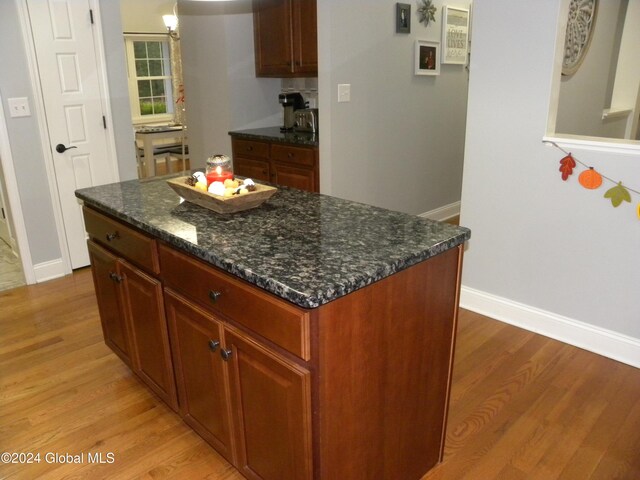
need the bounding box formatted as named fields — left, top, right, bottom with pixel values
left=415, top=40, right=440, bottom=76
left=441, top=6, right=470, bottom=65
left=396, top=3, right=411, bottom=34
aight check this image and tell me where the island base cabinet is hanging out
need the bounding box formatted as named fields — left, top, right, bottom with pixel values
left=165, top=287, right=313, bottom=480
left=87, top=241, right=178, bottom=412
left=316, top=246, right=463, bottom=480
left=118, top=261, right=178, bottom=411
left=225, top=327, right=313, bottom=480
left=88, top=241, right=130, bottom=366
left=164, top=290, right=235, bottom=464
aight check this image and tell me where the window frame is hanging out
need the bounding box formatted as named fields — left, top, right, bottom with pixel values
left=124, top=34, right=174, bottom=125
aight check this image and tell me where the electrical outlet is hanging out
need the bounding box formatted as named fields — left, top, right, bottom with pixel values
left=338, top=84, right=351, bottom=103
left=7, top=97, right=31, bottom=118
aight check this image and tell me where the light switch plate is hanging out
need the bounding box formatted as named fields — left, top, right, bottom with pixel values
left=7, top=97, right=31, bottom=118
left=338, top=84, right=351, bottom=103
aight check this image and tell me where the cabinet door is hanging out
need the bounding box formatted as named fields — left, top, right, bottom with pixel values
left=225, top=327, right=312, bottom=480
left=165, top=290, right=235, bottom=464
left=87, top=241, right=130, bottom=365
left=253, top=0, right=293, bottom=76
left=234, top=157, right=271, bottom=183
left=271, top=161, right=317, bottom=193
left=292, top=0, right=317, bottom=75
left=119, top=260, right=178, bottom=411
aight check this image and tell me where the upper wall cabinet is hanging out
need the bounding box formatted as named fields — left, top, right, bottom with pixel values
left=253, top=0, right=318, bottom=77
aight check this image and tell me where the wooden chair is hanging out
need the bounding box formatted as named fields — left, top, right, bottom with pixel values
left=135, top=143, right=174, bottom=178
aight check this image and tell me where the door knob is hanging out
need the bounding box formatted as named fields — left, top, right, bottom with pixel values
left=55, top=143, right=77, bottom=153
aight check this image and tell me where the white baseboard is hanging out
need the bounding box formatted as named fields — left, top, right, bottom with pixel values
left=34, top=258, right=67, bottom=283
left=460, top=286, right=640, bottom=369
left=419, top=201, right=461, bottom=222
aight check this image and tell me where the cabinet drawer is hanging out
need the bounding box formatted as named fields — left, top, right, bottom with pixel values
left=271, top=144, right=316, bottom=167
left=83, top=206, right=159, bottom=275
left=233, top=157, right=271, bottom=183
left=232, top=139, right=269, bottom=159
left=159, top=244, right=310, bottom=361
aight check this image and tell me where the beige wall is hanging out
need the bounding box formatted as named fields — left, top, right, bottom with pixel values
left=120, top=0, right=175, bottom=33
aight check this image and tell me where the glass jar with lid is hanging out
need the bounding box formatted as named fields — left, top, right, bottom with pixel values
left=205, top=154, right=233, bottom=185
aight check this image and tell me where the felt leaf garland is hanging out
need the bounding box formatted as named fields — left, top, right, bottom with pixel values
left=559, top=154, right=576, bottom=181
left=547, top=141, right=640, bottom=219
left=604, top=182, right=631, bottom=208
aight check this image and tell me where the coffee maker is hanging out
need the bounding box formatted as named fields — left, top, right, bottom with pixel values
left=278, top=92, right=306, bottom=131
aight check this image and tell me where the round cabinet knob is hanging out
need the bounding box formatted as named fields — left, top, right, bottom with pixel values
left=105, top=231, right=119, bottom=242
left=109, top=272, right=122, bottom=283
left=209, top=290, right=222, bottom=303
left=220, top=349, right=232, bottom=361
left=208, top=340, right=220, bottom=352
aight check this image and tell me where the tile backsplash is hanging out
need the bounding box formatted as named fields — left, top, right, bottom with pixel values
left=281, top=78, right=318, bottom=108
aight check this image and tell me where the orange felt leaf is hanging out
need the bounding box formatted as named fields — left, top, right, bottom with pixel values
left=559, top=154, right=576, bottom=181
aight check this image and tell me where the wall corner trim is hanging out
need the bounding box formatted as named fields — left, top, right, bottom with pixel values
left=34, top=258, right=67, bottom=284
left=460, top=285, right=640, bottom=369
left=419, top=201, right=461, bottom=222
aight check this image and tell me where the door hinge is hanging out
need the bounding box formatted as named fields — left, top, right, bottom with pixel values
left=1, top=207, right=5, bottom=220
left=102, top=115, right=107, bottom=129
left=89, top=9, right=94, bottom=24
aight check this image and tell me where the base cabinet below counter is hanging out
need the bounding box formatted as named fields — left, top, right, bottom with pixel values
left=87, top=240, right=178, bottom=411
left=162, top=246, right=313, bottom=480
left=231, top=137, right=319, bottom=193
left=83, top=203, right=464, bottom=480
left=164, top=289, right=234, bottom=463
left=225, top=327, right=312, bottom=480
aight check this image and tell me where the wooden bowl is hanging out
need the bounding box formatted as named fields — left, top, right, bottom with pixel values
left=166, top=176, right=278, bottom=214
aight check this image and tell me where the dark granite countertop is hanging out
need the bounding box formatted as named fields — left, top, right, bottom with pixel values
left=76, top=175, right=470, bottom=309
left=229, top=127, right=318, bottom=147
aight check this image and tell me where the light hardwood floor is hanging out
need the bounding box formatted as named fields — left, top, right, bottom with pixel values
left=1, top=269, right=638, bottom=479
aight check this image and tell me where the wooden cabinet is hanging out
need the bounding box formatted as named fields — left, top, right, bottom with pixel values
left=84, top=209, right=178, bottom=412
left=253, top=0, right=317, bottom=77
left=225, top=327, right=312, bottom=480
left=162, top=244, right=312, bottom=480
left=231, top=137, right=319, bottom=193
left=271, top=161, right=316, bottom=192
left=88, top=241, right=130, bottom=365
left=233, top=157, right=271, bottom=184
left=165, top=290, right=234, bottom=463
left=84, top=203, right=464, bottom=480
left=118, top=260, right=177, bottom=410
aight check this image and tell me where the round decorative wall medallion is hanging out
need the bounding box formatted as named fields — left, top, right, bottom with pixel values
left=562, top=0, right=598, bottom=76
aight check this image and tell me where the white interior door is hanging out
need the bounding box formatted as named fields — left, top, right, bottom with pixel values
left=26, top=0, right=118, bottom=268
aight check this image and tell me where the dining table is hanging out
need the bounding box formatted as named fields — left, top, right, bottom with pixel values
left=135, top=124, right=185, bottom=178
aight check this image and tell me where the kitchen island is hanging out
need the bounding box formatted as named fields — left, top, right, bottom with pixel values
left=76, top=175, right=470, bottom=480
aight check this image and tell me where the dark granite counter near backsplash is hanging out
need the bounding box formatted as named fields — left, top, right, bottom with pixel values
left=76, top=176, right=469, bottom=308
left=229, top=126, right=318, bottom=147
